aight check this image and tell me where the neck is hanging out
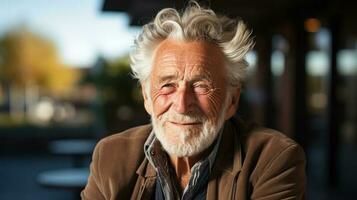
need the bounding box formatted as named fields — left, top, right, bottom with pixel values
left=169, top=155, right=195, bottom=190
left=168, top=146, right=213, bottom=190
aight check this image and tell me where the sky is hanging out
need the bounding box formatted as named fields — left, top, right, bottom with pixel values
left=0, top=0, right=141, bottom=67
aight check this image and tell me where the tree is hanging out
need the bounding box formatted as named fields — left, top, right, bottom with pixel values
left=83, top=56, right=147, bottom=132
left=0, top=26, right=80, bottom=96
left=0, top=26, right=81, bottom=119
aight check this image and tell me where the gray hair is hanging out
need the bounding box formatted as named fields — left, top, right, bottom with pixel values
left=130, top=1, right=254, bottom=88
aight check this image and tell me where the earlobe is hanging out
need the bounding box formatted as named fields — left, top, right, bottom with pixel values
left=224, top=88, right=241, bottom=120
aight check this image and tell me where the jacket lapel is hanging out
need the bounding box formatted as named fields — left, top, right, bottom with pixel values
left=207, top=118, right=242, bottom=200
left=133, top=158, right=157, bottom=200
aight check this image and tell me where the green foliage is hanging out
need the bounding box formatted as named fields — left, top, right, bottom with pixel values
left=0, top=26, right=81, bottom=96
left=90, top=56, right=143, bottom=106
left=84, top=56, right=146, bottom=130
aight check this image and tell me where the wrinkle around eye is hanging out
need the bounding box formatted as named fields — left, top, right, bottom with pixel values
left=159, top=83, right=176, bottom=95
left=151, top=89, right=169, bottom=105
left=160, top=87, right=175, bottom=95
left=193, top=83, right=210, bottom=94
left=195, top=87, right=221, bottom=96
left=204, top=89, right=224, bottom=117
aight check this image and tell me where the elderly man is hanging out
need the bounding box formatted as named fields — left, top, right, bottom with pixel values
left=81, top=2, right=306, bottom=200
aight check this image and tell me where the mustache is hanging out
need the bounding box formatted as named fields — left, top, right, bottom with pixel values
left=159, top=111, right=205, bottom=123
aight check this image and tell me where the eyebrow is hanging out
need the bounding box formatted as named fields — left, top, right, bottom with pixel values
left=190, top=73, right=211, bottom=82
left=156, top=73, right=212, bottom=85
left=157, top=74, right=178, bottom=84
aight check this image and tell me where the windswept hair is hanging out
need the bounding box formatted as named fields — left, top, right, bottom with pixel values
left=130, top=1, right=254, bottom=88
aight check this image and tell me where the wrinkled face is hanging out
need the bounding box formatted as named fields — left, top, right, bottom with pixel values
left=143, top=40, right=238, bottom=157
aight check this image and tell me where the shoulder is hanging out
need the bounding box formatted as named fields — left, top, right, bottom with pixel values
left=98, top=124, right=152, bottom=148
left=84, top=124, right=152, bottom=198
left=234, top=118, right=305, bottom=174
left=244, top=126, right=300, bottom=154
left=93, top=124, right=152, bottom=173
left=232, top=119, right=306, bottom=197
left=233, top=118, right=302, bottom=155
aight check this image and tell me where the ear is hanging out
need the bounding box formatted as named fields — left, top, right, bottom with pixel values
left=224, top=87, right=241, bottom=120
left=141, top=83, right=153, bottom=115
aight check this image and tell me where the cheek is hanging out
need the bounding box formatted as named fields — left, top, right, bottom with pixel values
left=197, top=91, right=225, bottom=120
left=151, top=90, right=173, bottom=117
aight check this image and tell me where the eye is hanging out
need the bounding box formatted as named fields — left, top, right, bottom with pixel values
left=160, top=83, right=176, bottom=94
left=193, top=83, right=210, bottom=94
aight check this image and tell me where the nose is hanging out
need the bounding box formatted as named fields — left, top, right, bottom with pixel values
left=172, top=83, right=195, bottom=114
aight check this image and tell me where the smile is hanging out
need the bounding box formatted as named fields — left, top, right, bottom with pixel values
left=168, top=121, right=202, bottom=126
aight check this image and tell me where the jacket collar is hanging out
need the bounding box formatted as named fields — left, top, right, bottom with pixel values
left=211, top=118, right=242, bottom=176
left=136, top=155, right=156, bottom=177
left=136, top=126, right=156, bottom=177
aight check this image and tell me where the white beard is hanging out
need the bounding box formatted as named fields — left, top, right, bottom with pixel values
left=151, top=97, right=229, bottom=157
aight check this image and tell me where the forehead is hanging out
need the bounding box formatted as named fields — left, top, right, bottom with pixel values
left=152, top=40, right=226, bottom=77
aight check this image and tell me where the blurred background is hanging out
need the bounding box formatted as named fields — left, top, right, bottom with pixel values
left=0, top=0, right=356, bottom=199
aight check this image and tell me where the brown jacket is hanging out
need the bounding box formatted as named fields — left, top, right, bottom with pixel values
left=81, top=118, right=306, bottom=199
